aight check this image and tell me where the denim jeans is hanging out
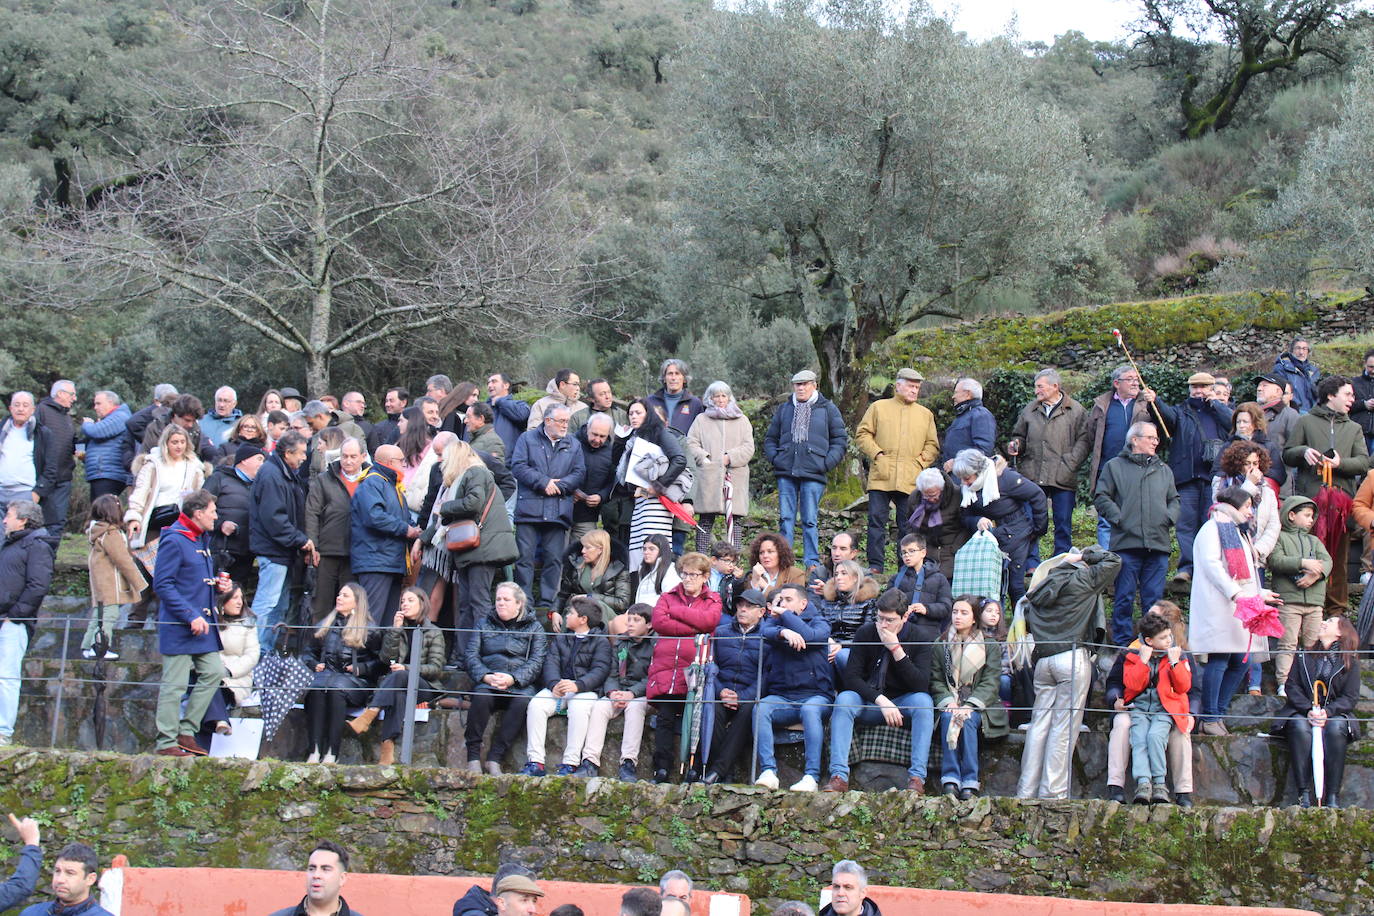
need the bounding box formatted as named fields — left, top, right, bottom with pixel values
left=253, top=559, right=292, bottom=653
left=865, top=490, right=909, bottom=569
left=828, top=690, right=933, bottom=780
left=42, top=479, right=72, bottom=538
left=0, top=620, right=29, bottom=738
left=1044, top=486, right=1076, bottom=556
left=1176, top=480, right=1210, bottom=576
left=776, top=477, right=826, bottom=568
left=754, top=694, right=831, bottom=777
left=1096, top=516, right=1113, bottom=549
left=938, top=707, right=983, bottom=789
left=1201, top=652, right=1248, bottom=721
left=1111, top=549, right=1169, bottom=645
left=1128, top=690, right=1170, bottom=784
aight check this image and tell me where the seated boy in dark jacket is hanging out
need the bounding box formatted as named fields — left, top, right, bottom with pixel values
left=583, top=604, right=654, bottom=780
left=752, top=584, right=833, bottom=792
left=521, top=596, right=612, bottom=776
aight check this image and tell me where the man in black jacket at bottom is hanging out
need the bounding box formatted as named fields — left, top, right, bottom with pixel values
left=818, top=860, right=883, bottom=916
left=267, top=841, right=366, bottom=916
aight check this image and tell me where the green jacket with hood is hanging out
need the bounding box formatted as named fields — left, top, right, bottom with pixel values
left=1266, top=495, right=1333, bottom=607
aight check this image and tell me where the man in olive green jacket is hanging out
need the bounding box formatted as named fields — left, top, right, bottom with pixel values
left=853, top=368, right=940, bottom=573
left=1008, top=369, right=1091, bottom=559
left=1282, top=374, right=1370, bottom=612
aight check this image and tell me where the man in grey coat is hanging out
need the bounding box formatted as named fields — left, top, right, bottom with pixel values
left=1094, top=421, right=1179, bottom=645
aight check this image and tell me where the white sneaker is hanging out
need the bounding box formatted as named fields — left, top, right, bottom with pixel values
left=321, top=752, right=337, bottom=764
left=790, top=774, right=818, bottom=792
left=81, top=648, right=96, bottom=659
left=755, top=769, right=779, bottom=790
left=306, top=751, right=320, bottom=764
left=103, top=650, right=119, bottom=660
left=1277, top=685, right=1287, bottom=698
left=1362, top=572, right=1371, bottom=586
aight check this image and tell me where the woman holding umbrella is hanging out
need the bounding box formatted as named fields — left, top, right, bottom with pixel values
left=1276, top=616, right=1361, bottom=807
left=618, top=399, right=687, bottom=568
left=686, top=381, right=755, bottom=552
left=1188, top=486, right=1281, bottom=736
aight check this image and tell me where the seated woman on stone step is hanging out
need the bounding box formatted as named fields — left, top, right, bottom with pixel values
left=930, top=595, right=1008, bottom=799
left=195, top=580, right=260, bottom=747
left=346, top=587, right=447, bottom=766
left=1274, top=615, right=1362, bottom=808
left=301, top=583, right=382, bottom=764
left=463, top=582, right=548, bottom=775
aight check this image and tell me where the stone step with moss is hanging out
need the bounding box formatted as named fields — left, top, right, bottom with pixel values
left=1, top=747, right=1371, bottom=911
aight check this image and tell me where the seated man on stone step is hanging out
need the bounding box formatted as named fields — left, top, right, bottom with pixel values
left=823, top=588, right=935, bottom=795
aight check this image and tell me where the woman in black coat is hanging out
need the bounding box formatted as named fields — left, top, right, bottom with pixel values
left=463, top=582, right=548, bottom=775
left=617, top=399, right=687, bottom=568
left=904, top=468, right=970, bottom=580
left=950, top=449, right=1047, bottom=607
left=301, top=583, right=381, bottom=763
left=1278, top=615, right=1362, bottom=808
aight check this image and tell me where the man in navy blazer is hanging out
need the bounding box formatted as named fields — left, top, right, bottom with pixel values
left=152, top=488, right=231, bottom=757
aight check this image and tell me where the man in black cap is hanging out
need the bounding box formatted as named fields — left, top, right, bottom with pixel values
left=1256, top=373, right=1300, bottom=451
left=203, top=442, right=265, bottom=590
left=702, top=587, right=767, bottom=784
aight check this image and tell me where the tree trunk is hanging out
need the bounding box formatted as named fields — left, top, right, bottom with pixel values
left=306, top=349, right=330, bottom=396
left=50, top=156, right=71, bottom=209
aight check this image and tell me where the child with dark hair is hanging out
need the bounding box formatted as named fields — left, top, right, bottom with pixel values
left=708, top=541, right=745, bottom=609
left=1123, top=611, right=1193, bottom=804
left=522, top=596, right=612, bottom=776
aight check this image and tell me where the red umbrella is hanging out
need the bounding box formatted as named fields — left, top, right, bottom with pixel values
left=658, top=494, right=705, bottom=532
left=1313, top=462, right=1353, bottom=559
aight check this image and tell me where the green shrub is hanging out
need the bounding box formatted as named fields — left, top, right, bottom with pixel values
left=523, top=332, right=600, bottom=390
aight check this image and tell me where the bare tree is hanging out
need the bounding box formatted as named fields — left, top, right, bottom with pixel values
left=15, top=0, right=597, bottom=392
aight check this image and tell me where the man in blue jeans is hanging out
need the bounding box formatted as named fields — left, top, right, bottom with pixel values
left=752, top=584, right=833, bottom=792
left=1093, top=421, right=1178, bottom=645
left=249, top=431, right=313, bottom=651
left=764, top=370, right=847, bottom=571
left=823, top=588, right=934, bottom=794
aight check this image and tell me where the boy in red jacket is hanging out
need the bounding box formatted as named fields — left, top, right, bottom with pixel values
left=1124, top=611, right=1193, bottom=804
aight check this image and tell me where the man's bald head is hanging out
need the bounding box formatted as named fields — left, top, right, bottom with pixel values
left=432, top=431, right=458, bottom=454
left=374, top=444, right=404, bottom=469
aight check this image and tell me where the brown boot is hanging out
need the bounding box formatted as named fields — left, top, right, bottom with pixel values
left=378, top=739, right=395, bottom=766
left=348, top=707, right=381, bottom=735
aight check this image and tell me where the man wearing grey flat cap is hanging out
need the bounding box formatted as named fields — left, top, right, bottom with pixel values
left=764, top=370, right=847, bottom=571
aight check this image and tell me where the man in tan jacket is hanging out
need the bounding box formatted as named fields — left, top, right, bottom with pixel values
left=1008, top=369, right=1091, bottom=563
left=854, top=368, right=940, bottom=573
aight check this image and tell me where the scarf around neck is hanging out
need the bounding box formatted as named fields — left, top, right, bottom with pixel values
left=960, top=464, right=1000, bottom=508
left=705, top=402, right=744, bottom=420
left=1212, top=503, right=1253, bottom=583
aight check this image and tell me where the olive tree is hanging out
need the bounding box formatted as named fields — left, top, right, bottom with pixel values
left=1240, top=59, right=1374, bottom=289
left=15, top=0, right=595, bottom=393
left=670, top=0, right=1112, bottom=418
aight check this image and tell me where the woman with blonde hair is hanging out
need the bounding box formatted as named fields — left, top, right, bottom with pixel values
left=301, top=583, right=381, bottom=763
left=555, top=528, right=630, bottom=631
left=418, top=437, right=518, bottom=664
left=124, top=423, right=206, bottom=626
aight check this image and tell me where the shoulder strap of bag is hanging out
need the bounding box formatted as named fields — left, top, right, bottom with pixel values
left=476, top=482, right=497, bottom=525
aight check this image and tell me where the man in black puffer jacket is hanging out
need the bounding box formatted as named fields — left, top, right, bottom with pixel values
left=204, top=443, right=265, bottom=592
left=0, top=500, right=55, bottom=746
left=520, top=596, right=612, bottom=776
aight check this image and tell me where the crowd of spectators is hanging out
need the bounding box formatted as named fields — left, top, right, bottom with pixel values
left=0, top=338, right=1367, bottom=807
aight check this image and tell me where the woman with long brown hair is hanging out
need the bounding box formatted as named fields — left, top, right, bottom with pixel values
left=1278, top=615, right=1362, bottom=807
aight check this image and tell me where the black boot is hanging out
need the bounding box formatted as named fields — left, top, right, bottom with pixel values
left=1323, top=793, right=1340, bottom=809
left=1297, top=789, right=1312, bottom=808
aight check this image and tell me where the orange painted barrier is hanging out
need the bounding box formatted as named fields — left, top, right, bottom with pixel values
left=94, top=863, right=1318, bottom=916
left=98, top=866, right=750, bottom=916
left=857, top=885, right=1320, bottom=916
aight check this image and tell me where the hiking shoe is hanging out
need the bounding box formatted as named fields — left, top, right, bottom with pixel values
left=518, top=761, right=546, bottom=777
left=617, top=760, right=638, bottom=783
left=653, top=769, right=671, bottom=784
left=554, top=763, right=577, bottom=776
left=1151, top=784, right=1172, bottom=804
left=959, top=787, right=979, bottom=801
left=755, top=769, right=779, bottom=790
left=1107, top=785, right=1125, bottom=803
left=1174, top=793, right=1193, bottom=808
left=572, top=760, right=599, bottom=778
left=1133, top=782, right=1152, bottom=805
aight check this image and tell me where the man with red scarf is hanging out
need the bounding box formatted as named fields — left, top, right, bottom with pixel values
left=153, top=488, right=231, bottom=756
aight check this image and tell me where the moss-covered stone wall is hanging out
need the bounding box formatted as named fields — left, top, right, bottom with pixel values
left=3, top=749, right=1371, bottom=913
